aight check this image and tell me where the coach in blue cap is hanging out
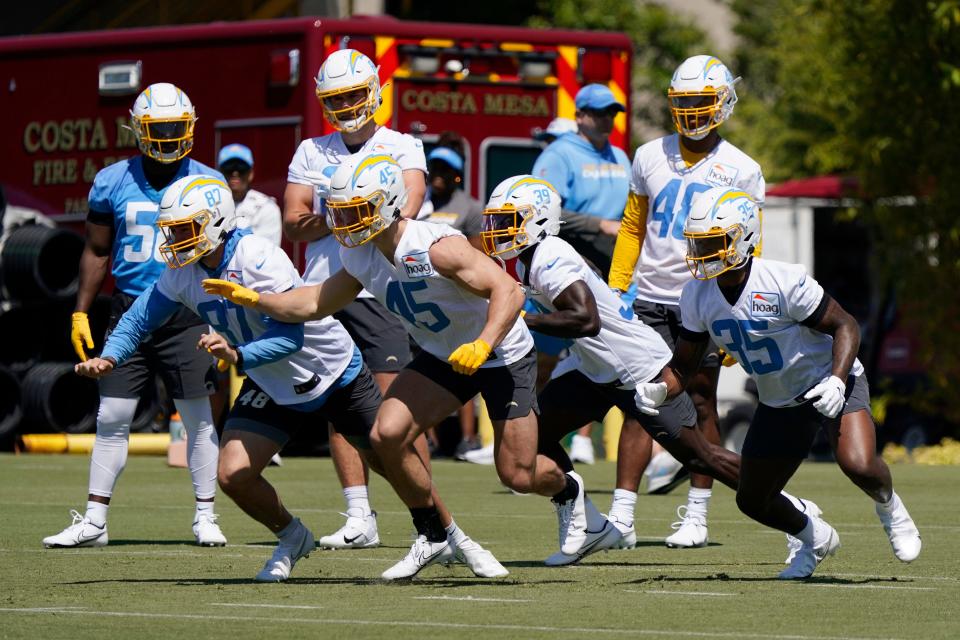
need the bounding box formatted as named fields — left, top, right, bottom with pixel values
left=421, top=132, right=484, bottom=249
left=217, top=143, right=282, bottom=246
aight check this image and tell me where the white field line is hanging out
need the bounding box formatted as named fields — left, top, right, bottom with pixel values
left=0, top=606, right=908, bottom=640
left=625, top=589, right=735, bottom=597
left=412, top=595, right=533, bottom=602
left=210, top=603, right=325, bottom=610
left=803, top=584, right=936, bottom=591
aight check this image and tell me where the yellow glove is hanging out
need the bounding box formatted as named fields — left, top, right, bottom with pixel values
left=201, top=279, right=260, bottom=307
left=216, top=358, right=230, bottom=372
left=719, top=349, right=738, bottom=367
left=71, top=311, right=94, bottom=362
left=448, top=338, right=492, bottom=376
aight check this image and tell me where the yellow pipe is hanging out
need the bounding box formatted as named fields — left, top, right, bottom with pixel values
left=20, top=433, right=170, bottom=455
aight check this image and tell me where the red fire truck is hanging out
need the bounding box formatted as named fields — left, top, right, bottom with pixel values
left=1, top=15, right=632, bottom=246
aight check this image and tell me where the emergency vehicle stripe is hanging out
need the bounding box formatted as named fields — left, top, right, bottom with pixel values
left=375, top=36, right=398, bottom=128
left=609, top=50, right=629, bottom=149
left=556, top=45, right=579, bottom=122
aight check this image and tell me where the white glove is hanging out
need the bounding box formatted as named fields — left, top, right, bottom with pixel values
left=803, top=375, right=846, bottom=418
left=635, top=381, right=668, bottom=416
left=303, top=170, right=331, bottom=201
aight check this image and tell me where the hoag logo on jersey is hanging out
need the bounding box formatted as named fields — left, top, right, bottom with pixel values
left=750, top=292, right=781, bottom=317
left=226, top=270, right=243, bottom=284
left=705, top=162, right=739, bottom=187
left=402, top=251, right=434, bottom=278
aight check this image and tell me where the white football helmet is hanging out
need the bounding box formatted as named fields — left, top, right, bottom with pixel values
left=480, top=175, right=561, bottom=260
left=668, top=55, right=740, bottom=140
left=157, top=176, right=236, bottom=268
left=129, top=83, right=197, bottom=163
left=326, top=153, right=406, bottom=248
left=315, top=49, right=381, bottom=132
left=684, top=186, right=760, bottom=280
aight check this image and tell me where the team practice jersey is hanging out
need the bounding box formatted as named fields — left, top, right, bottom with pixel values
left=517, top=236, right=672, bottom=386
left=632, top=134, right=764, bottom=304
left=339, top=220, right=533, bottom=367
left=288, top=127, right=427, bottom=295
left=679, top=258, right=863, bottom=407
left=88, top=157, right=224, bottom=296
left=102, top=230, right=355, bottom=406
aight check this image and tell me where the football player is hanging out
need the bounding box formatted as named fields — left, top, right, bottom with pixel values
left=481, top=175, right=814, bottom=564
left=44, top=83, right=226, bottom=550
left=284, top=49, right=428, bottom=550
left=203, top=154, right=581, bottom=580
left=74, top=176, right=493, bottom=582
left=650, top=186, right=921, bottom=579
left=608, top=55, right=766, bottom=548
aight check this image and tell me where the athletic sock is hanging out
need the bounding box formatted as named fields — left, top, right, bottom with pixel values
left=445, top=520, right=468, bottom=546
left=609, top=488, right=637, bottom=524
left=552, top=474, right=579, bottom=503
left=410, top=506, right=446, bottom=543
left=276, top=517, right=303, bottom=542
left=344, top=485, right=371, bottom=518
left=85, top=501, right=108, bottom=527
left=876, top=491, right=900, bottom=513
left=686, top=487, right=712, bottom=519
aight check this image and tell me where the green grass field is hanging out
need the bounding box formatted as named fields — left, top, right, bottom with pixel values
left=1, top=453, right=957, bottom=639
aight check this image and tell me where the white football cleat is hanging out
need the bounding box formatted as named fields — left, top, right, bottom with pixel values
left=569, top=435, right=595, bottom=465
left=381, top=536, right=452, bottom=581
left=784, top=499, right=822, bottom=564
left=193, top=513, right=227, bottom=547
left=462, top=443, right=495, bottom=465
left=607, top=514, right=637, bottom=550
left=552, top=472, right=588, bottom=555
left=876, top=495, right=922, bottom=563
left=255, top=521, right=315, bottom=582
left=449, top=536, right=509, bottom=578
left=545, top=520, right=622, bottom=566
left=779, top=521, right=840, bottom=580
left=665, top=506, right=708, bottom=548
left=318, top=511, right=380, bottom=549
left=644, top=451, right=689, bottom=495
left=42, top=510, right=108, bottom=548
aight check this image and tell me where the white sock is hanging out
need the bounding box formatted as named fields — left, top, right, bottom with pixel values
left=277, top=517, right=303, bottom=542
left=343, top=485, right=371, bottom=518
left=876, top=491, right=900, bottom=513
left=195, top=501, right=214, bottom=518
left=85, top=501, right=108, bottom=527
left=88, top=396, right=138, bottom=498
left=175, top=397, right=219, bottom=501
left=445, top=520, right=468, bottom=546
left=609, top=488, right=637, bottom=524
left=686, top=487, right=712, bottom=518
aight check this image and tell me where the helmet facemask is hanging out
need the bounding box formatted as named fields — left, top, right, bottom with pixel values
left=131, top=114, right=196, bottom=163
left=668, top=85, right=734, bottom=140
left=317, top=78, right=379, bottom=133
left=158, top=211, right=213, bottom=268
left=480, top=204, right=534, bottom=260
left=684, top=224, right=750, bottom=280
left=326, top=189, right=398, bottom=248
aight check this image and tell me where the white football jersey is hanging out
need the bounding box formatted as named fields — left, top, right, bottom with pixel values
left=234, top=188, right=282, bottom=246
left=679, top=257, right=863, bottom=407
left=632, top=134, right=765, bottom=304
left=288, top=127, right=426, bottom=295
left=518, top=236, right=672, bottom=386
left=156, top=233, right=355, bottom=406
left=339, top=220, right=533, bottom=367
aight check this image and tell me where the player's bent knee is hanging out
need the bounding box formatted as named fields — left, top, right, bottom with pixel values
left=217, top=461, right=257, bottom=495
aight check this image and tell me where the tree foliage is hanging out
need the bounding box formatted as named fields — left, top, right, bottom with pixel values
left=529, top=0, right=708, bottom=143
left=732, top=0, right=960, bottom=420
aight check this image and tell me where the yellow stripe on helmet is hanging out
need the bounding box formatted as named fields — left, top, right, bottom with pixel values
left=506, top=176, right=555, bottom=196
left=179, top=177, right=227, bottom=204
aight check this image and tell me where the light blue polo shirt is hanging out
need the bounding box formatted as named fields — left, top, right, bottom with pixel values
left=532, top=132, right=631, bottom=221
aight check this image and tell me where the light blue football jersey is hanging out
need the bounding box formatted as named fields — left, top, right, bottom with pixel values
left=87, top=157, right=223, bottom=295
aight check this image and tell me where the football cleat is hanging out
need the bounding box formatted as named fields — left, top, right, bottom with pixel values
left=665, top=505, right=708, bottom=548
left=462, top=443, right=495, bottom=465
left=876, top=495, right=922, bottom=563
left=545, top=520, right=622, bottom=566
left=779, top=521, right=840, bottom=580
left=255, top=520, right=315, bottom=582
left=607, top=514, right=637, bottom=550
left=448, top=536, right=509, bottom=578
left=645, top=451, right=690, bottom=495
left=381, top=536, right=452, bottom=581
left=569, top=435, right=595, bottom=465
left=42, top=510, right=108, bottom=548
left=553, top=472, right=588, bottom=555
left=784, top=499, right=822, bottom=564
left=318, top=511, right=380, bottom=549
left=193, top=512, right=227, bottom=547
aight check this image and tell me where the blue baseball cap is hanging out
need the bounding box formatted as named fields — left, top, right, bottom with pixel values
left=574, top=84, right=625, bottom=113
left=218, top=143, right=254, bottom=168
left=427, top=146, right=464, bottom=173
